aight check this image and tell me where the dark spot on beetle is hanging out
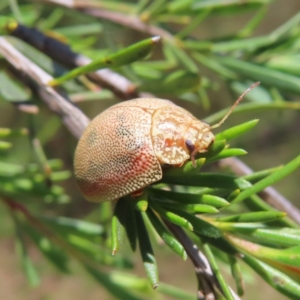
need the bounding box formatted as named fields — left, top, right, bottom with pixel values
left=105, top=59, right=112, bottom=64
left=185, top=140, right=195, bottom=153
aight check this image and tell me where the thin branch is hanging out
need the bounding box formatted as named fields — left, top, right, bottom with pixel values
left=218, top=157, right=300, bottom=225
left=0, top=36, right=89, bottom=139
left=41, top=0, right=174, bottom=42
left=164, top=220, right=240, bottom=300
left=82, top=8, right=174, bottom=42
left=164, top=220, right=215, bottom=300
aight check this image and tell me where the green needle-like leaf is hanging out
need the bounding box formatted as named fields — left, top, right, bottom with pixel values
left=162, top=172, right=252, bottom=190
left=243, top=195, right=298, bottom=228
left=134, top=193, right=149, bottom=212
left=49, top=36, right=161, bottom=86
left=226, top=189, right=241, bottom=201
left=228, top=255, right=244, bottom=296
left=24, top=223, right=69, bottom=273
left=161, top=202, right=219, bottom=214
left=125, top=199, right=138, bottom=252
left=242, top=166, right=283, bottom=183
left=216, top=211, right=286, bottom=223
left=146, top=208, right=187, bottom=260
left=41, top=216, right=104, bottom=237
left=232, top=154, right=300, bottom=203
left=0, top=69, right=32, bottom=102
left=215, top=119, right=259, bottom=141
left=248, top=228, right=300, bottom=247
left=85, top=266, right=143, bottom=300
left=192, top=51, right=237, bottom=79
left=169, top=209, right=222, bottom=238
left=13, top=213, right=40, bottom=287
left=205, top=100, right=300, bottom=125
left=0, top=141, right=12, bottom=150
left=217, top=56, right=300, bottom=94
left=227, top=235, right=300, bottom=280
left=111, top=214, right=122, bottom=255
left=167, top=43, right=198, bottom=72
left=206, top=148, right=247, bottom=163
left=108, top=271, right=156, bottom=297
left=203, top=243, right=235, bottom=300
left=196, top=140, right=227, bottom=160
left=158, top=282, right=195, bottom=300
left=242, top=253, right=300, bottom=300
left=135, top=211, right=159, bottom=289
left=211, top=221, right=266, bottom=233
left=150, top=200, right=193, bottom=231
left=203, top=236, right=238, bottom=256
left=0, top=127, right=28, bottom=137
left=150, top=189, right=229, bottom=207
left=112, top=200, right=129, bottom=255
left=67, top=235, right=133, bottom=268
left=139, top=71, right=201, bottom=94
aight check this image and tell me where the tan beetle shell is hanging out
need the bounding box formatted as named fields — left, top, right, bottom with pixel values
left=74, top=98, right=215, bottom=202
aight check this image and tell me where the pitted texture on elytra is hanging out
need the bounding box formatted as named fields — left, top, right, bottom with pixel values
left=112, top=97, right=175, bottom=112
left=74, top=106, right=162, bottom=202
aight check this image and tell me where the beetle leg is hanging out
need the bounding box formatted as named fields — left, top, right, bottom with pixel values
left=185, top=140, right=199, bottom=167
left=190, top=147, right=208, bottom=167
left=190, top=148, right=198, bottom=167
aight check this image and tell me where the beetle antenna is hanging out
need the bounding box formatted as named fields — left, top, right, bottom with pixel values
left=210, top=81, right=260, bottom=129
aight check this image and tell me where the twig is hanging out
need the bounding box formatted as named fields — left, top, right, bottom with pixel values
left=164, top=220, right=215, bottom=300
left=218, top=157, right=300, bottom=225
left=164, top=220, right=240, bottom=300
left=0, top=36, right=89, bottom=139
left=82, top=8, right=174, bottom=42
left=41, top=0, right=174, bottom=42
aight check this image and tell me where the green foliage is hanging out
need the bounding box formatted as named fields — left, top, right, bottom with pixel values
left=1, top=1, right=300, bottom=300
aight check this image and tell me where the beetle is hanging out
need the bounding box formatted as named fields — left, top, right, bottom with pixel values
left=74, top=82, right=259, bottom=202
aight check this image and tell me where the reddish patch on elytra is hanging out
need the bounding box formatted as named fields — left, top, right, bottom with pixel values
left=131, top=189, right=143, bottom=198
left=79, top=178, right=106, bottom=198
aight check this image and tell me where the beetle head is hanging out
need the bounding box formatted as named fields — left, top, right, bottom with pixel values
left=183, top=119, right=215, bottom=166
left=186, top=81, right=260, bottom=167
